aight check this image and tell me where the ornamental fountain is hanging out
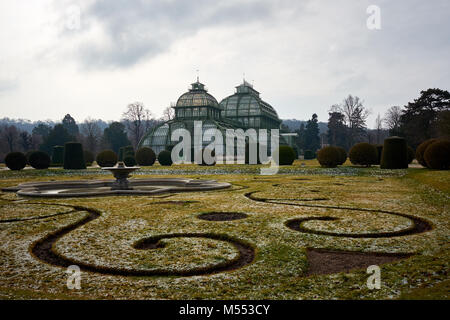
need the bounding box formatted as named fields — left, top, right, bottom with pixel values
left=102, top=162, right=140, bottom=190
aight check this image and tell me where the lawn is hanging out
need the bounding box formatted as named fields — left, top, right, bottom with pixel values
left=0, top=160, right=448, bottom=299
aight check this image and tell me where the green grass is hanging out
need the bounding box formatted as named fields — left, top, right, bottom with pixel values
left=0, top=162, right=448, bottom=300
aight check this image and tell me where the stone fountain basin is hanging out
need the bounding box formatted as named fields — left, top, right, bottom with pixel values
left=2, top=178, right=231, bottom=198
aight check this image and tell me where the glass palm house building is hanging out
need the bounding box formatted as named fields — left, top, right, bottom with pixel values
left=139, top=79, right=296, bottom=159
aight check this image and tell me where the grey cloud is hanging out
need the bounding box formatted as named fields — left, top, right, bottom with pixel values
left=75, top=0, right=294, bottom=68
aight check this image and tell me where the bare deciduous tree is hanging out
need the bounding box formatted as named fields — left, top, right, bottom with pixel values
left=0, top=125, right=19, bottom=152
left=161, top=106, right=175, bottom=121
left=122, top=102, right=153, bottom=148
left=80, top=118, right=102, bottom=154
left=337, top=95, right=370, bottom=146
left=383, top=106, right=402, bottom=136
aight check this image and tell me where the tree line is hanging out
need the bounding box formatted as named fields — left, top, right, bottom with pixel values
left=291, top=88, right=449, bottom=153
left=0, top=103, right=175, bottom=161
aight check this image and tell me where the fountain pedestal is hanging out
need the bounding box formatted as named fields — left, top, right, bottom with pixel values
left=101, top=162, right=140, bottom=190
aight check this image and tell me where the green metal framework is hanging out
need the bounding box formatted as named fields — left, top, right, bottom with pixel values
left=139, top=80, right=288, bottom=156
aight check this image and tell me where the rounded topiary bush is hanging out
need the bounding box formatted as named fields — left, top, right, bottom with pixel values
left=25, top=150, right=37, bottom=165
left=158, top=150, right=173, bottom=166
left=135, top=147, right=156, bottom=166
left=380, top=136, right=408, bottom=169
left=96, top=150, right=118, bottom=167
left=407, top=146, right=415, bottom=164
left=63, top=142, right=86, bottom=170
left=349, top=143, right=378, bottom=167
left=84, top=150, right=95, bottom=166
left=375, top=145, right=383, bottom=165
left=123, top=155, right=137, bottom=167
left=423, top=140, right=450, bottom=170
left=304, top=150, right=315, bottom=160
left=278, top=145, right=296, bottom=166
left=317, top=146, right=341, bottom=168
left=28, top=151, right=51, bottom=169
left=5, top=152, right=27, bottom=171
left=336, top=147, right=347, bottom=165
left=416, top=139, right=437, bottom=167
left=52, top=146, right=64, bottom=166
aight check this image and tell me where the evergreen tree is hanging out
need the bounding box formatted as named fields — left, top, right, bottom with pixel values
left=62, top=114, right=79, bottom=137
left=40, top=124, right=74, bottom=154
left=103, top=122, right=131, bottom=154
left=400, top=88, right=450, bottom=147
left=327, top=112, right=348, bottom=149
left=304, top=113, right=321, bottom=152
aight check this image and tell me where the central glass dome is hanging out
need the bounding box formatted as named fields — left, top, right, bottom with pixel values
left=176, top=81, right=221, bottom=109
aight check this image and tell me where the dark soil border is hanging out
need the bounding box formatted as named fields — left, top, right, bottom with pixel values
left=306, top=247, right=414, bottom=275
left=197, top=212, right=248, bottom=221
left=30, top=204, right=255, bottom=277
left=245, top=191, right=433, bottom=238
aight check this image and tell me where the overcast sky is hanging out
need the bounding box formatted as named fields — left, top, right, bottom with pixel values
left=0, top=0, right=449, bottom=128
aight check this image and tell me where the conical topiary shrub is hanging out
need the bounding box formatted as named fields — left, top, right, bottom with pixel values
left=119, top=145, right=134, bottom=161
left=380, top=136, right=408, bottom=169
left=63, top=142, right=86, bottom=169
left=52, top=146, right=64, bottom=166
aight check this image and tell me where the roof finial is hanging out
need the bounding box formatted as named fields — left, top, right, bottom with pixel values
left=196, top=69, right=199, bottom=82
left=243, top=72, right=245, bottom=83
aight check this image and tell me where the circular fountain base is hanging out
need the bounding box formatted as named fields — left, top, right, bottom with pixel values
left=2, top=178, right=231, bottom=198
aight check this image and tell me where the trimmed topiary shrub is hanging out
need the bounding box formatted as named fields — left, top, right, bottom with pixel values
left=123, top=155, right=137, bottom=167
left=423, top=140, right=450, bottom=170
left=84, top=150, right=95, bottom=166
left=375, top=145, right=383, bottom=165
left=25, top=150, right=37, bottom=165
left=119, top=145, right=134, bottom=161
left=5, top=152, right=27, bottom=171
left=135, top=147, right=156, bottom=166
left=28, top=151, right=51, bottom=169
left=158, top=150, right=173, bottom=166
left=63, top=142, right=86, bottom=170
left=304, top=150, right=315, bottom=160
left=336, top=147, right=347, bottom=165
left=416, top=139, right=437, bottom=168
left=278, top=145, right=296, bottom=166
left=380, top=136, right=408, bottom=169
left=407, top=146, right=415, bottom=164
left=349, top=143, right=378, bottom=167
left=317, top=146, right=341, bottom=168
left=96, top=150, right=118, bottom=167
left=51, top=146, right=64, bottom=166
